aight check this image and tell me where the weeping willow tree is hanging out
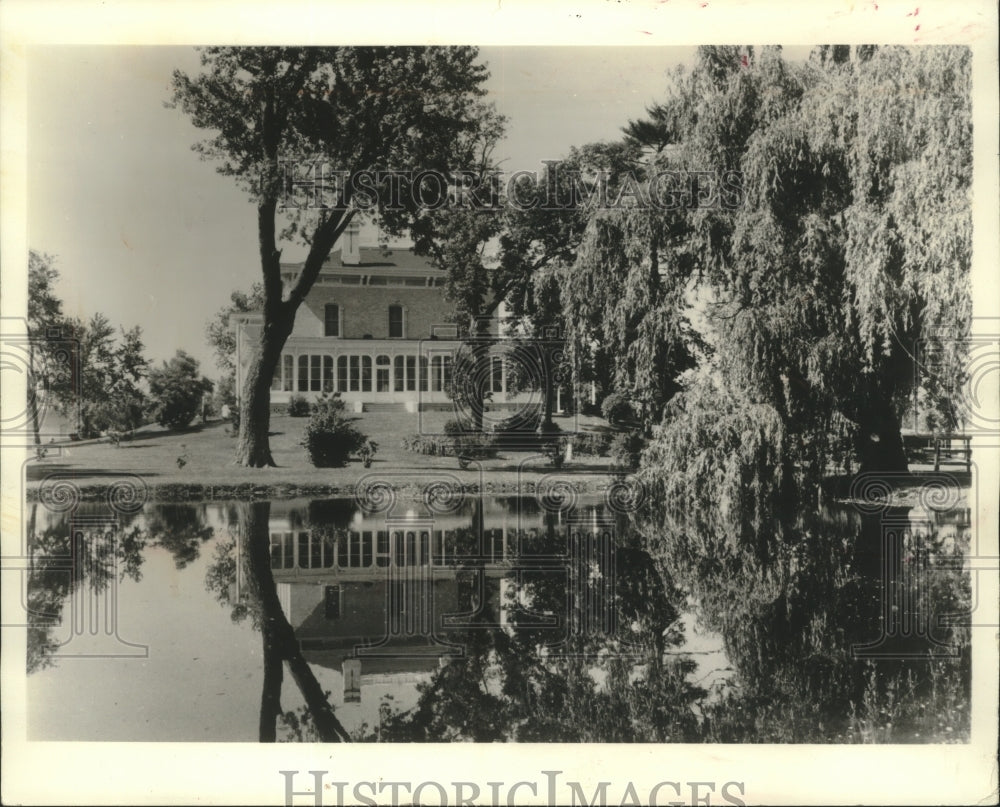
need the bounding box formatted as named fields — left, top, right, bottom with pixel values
left=562, top=197, right=698, bottom=428
left=632, top=45, right=971, bottom=493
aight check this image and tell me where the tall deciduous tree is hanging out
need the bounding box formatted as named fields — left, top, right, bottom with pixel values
left=27, top=251, right=67, bottom=447
left=170, top=47, right=503, bottom=466
left=148, top=350, right=213, bottom=430
left=48, top=312, right=150, bottom=439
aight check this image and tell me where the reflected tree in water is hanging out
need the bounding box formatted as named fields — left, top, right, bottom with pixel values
left=638, top=493, right=970, bottom=743
left=365, top=497, right=707, bottom=742
left=25, top=503, right=147, bottom=674
left=145, top=504, right=214, bottom=569
left=206, top=501, right=350, bottom=742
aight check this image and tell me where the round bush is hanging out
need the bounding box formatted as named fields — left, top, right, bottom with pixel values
left=610, top=430, right=645, bottom=469
left=301, top=409, right=366, bottom=467
left=601, top=392, right=634, bottom=426
left=287, top=395, right=311, bottom=417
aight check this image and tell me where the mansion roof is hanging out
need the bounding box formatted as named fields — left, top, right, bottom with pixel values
left=281, top=246, right=443, bottom=276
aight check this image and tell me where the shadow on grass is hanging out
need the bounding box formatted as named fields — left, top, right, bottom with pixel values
left=26, top=463, right=162, bottom=482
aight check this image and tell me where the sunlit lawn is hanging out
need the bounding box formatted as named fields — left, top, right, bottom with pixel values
left=26, top=410, right=617, bottom=492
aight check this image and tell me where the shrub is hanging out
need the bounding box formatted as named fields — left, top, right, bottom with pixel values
left=402, top=434, right=453, bottom=456
left=544, top=435, right=570, bottom=468
left=440, top=417, right=497, bottom=466
left=358, top=439, right=378, bottom=468
left=311, top=392, right=346, bottom=415
left=453, top=432, right=497, bottom=469
left=229, top=405, right=240, bottom=435
left=601, top=392, right=635, bottom=426
left=454, top=432, right=496, bottom=458
left=301, top=407, right=366, bottom=467
left=572, top=431, right=613, bottom=457
left=148, top=350, right=213, bottom=429
left=443, top=417, right=470, bottom=436
left=610, top=430, right=645, bottom=469
left=287, top=394, right=311, bottom=417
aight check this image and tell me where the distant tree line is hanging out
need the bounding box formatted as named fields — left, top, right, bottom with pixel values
left=28, top=251, right=214, bottom=443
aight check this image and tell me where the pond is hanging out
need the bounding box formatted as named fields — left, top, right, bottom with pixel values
left=23, top=486, right=971, bottom=743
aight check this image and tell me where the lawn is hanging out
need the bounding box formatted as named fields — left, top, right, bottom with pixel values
left=25, top=410, right=623, bottom=500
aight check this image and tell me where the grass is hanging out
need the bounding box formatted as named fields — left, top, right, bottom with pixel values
left=26, top=410, right=621, bottom=500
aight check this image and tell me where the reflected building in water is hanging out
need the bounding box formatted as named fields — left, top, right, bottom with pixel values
left=227, top=496, right=624, bottom=703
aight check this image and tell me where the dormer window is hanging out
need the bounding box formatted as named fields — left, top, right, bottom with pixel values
left=388, top=305, right=405, bottom=338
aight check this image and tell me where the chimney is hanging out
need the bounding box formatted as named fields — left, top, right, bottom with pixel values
left=340, top=217, right=361, bottom=266
left=342, top=658, right=361, bottom=703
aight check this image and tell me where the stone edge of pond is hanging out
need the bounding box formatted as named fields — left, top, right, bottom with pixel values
left=23, top=477, right=620, bottom=503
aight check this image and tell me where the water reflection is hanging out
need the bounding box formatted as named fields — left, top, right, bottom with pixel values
left=25, top=489, right=970, bottom=743
left=640, top=500, right=971, bottom=743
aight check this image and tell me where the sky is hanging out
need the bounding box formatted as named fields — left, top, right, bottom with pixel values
left=27, top=45, right=816, bottom=374
left=26, top=45, right=712, bottom=373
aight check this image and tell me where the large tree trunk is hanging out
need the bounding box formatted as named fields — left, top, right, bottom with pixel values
left=856, top=394, right=908, bottom=474
left=468, top=319, right=492, bottom=432
left=259, top=628, right=284, bottom=742
left=235, top=315, right=294, bottom=467
left=235, top=189, right=349, bottom=467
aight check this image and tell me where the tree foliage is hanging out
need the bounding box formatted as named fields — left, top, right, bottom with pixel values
left=206, top=283, right=265, bottom=375
left=27, top=251, right=69, bottom=445
left=148, top=350, right=213, bottom=430
left=634, top=45, right=971, bottom=481
left=29, top=251, right=151, bottom=440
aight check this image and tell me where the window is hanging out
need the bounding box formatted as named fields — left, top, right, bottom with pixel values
left=270, top=532, right=294, bottom=569
left=406, top=355, right=416, bottom=391
left=272, top=354, right=294, bottom=391
left=337, top=356, right=348, bottom=391
left=311, top=355, right=321, bottom=391
left=298, top=531, right=334, bottom=569
left=349, top=356, right=360, bottom=392
left=324, top=304, right=340, bottom=337
left=350, top=531, right=365, bottom=568
left=361, top=531, right=373, bottom=567
left=394, top=355, right=405, bottom=392
left=298, top=356, right=309, bottom=392
left=322, top=356, right=334, bottom=392
left=388, top=305, right=404, bottom=338
left=296, top=355, right=333, bottom=392
left=361, top=356, right=372, bottom=392
left=393, top=531, right=405, bottom=567
left=324, top=586, right=341, bottom=620
left=376, top=355, right=390, bottom=392
left=418, top=356, right=428, bottom=392
left=392, top=355, right=419, bottom=391
left=431, top=354, right=454, bottom=392
left=492, top=357, right=503, bottom=393
left=376, top=530, right=390, bottom=567
left=431, top=356, right=442, bottom=392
